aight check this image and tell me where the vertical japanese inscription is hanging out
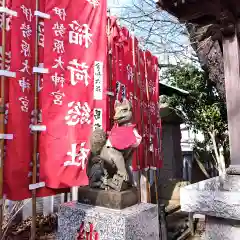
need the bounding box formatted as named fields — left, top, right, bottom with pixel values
left=93, top=61, right=103, bottom=100
left=93, top=108, right=102, bottom=130
left=49, top=3, right=100, bottom=171
left=18, top=5, right=33, bottom=113
left=51, top=7, right=67, bottom=106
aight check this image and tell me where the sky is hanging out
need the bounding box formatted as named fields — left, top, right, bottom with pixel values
left=108, top=0, right=132, bottom=14
left=107, top=0, right=195, bottom=73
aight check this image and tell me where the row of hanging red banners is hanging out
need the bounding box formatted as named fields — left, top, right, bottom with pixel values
left=109, top=18, right=162, bottom=172
left=1, top=0, right=162, bottom=201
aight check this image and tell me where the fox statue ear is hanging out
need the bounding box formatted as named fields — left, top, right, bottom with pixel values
left=122, top=98, right=128, bottom=105
left=114, top=100, right=120, bottom=108
left=122, top=98, right=132, bottom=110
left=121, top=99, right=126, bottom=104
left=128, top=101, right=132, bottom=110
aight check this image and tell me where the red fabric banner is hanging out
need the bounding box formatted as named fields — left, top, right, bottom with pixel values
left=3, top=0, right=58, bottom=200
left=40, top=0, right=108, bottom=188
left=2, top=5, right=161, bottom=198
left=133, top=39, right=145, bottom=171
left=1, top=0, right=11, bottom=197
left=4, top=0, right=62, bottom=200
left=145, top=50, right=156, bottom=169
left=142, top=50, right=162, bottom=169
left=138, top=49, right=149, bottom=170
left=108, top=17, right=118, bottom=129
left=121, top=29, right=138, bottom=169
left=112, top=25, right=128, bottom=104
left=4, top=0, right=36, bottom=200
left=109, top=22, right=143, bottom=171
left=152, top=55, right=162, bottom=168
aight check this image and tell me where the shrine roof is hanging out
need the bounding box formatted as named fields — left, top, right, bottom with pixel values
left=160, top=82, right=189, bottom=96
left=156, top=0, right=240, bottom=25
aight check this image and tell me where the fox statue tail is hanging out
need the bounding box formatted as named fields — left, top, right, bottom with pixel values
left=89, top=128, right=107, bottom=155
left=87, top=128, right=107, bottom=184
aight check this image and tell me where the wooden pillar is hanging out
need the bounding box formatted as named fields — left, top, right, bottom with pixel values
left=222, top=30, right=240, bottom=166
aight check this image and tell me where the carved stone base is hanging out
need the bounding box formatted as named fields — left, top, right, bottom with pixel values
left=204, top=216, right=240, bottom=240
left=78, top=186, right=138, bottom=209
left=107, top=174, right=129, bottom=191
left=180, top=175, right=240, bottom=239
left=226, top=165, right=240, bottom=175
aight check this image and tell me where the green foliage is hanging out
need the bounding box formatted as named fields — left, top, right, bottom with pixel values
left=163, top=64, right=227, bottom=136
left=163, top=63, right=230, bottom=167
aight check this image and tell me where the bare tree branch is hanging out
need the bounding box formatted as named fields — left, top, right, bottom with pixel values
left=109, top=0, right=195, bottom=67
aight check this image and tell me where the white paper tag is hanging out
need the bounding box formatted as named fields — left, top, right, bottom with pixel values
left=29, top=182, right=45, bottom=190
left=0, top=7, right=17, bottom=17
left=0, top=70, right=16, bottom=78
left=94, top=61, right=103, bottom=100
left=31, top=125, right=46, bottom=132
left=33, top=67, right=49, bottom=74
left=0, top=134, right=13, bottom=140
left=34, top=11, right=50, bottom=19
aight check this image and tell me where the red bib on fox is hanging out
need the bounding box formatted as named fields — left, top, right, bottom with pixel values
left=108, top=124, right=141, bottom=150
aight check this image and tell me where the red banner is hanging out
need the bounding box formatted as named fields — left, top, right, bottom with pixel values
left=152, top=55, right=162, bottom=168
left=137, top=49, right=148, bottom=170
left=109, top=22, right=143, bottom=171
left=5, top=0, right=36, bottom=200
left=1, top=0, right=11, bottom=198
left=3, top=0, right=57, bottom=200
left=2, top=4, right=161, bottom=198
left=141, top=50, right=162, bottom=169
left=146, top=50, right=155, bottom=169
left=40, top=0, right=108, bottom=188
left=112, top=24, right=128, bottom=104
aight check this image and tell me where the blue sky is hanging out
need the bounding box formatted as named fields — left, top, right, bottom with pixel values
left=108, top=0, right=132, bottom=13
left=107, top=0, right=194, bottom=69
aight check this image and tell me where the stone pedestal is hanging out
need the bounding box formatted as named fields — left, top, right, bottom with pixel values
left=78, top=186, right=138, bottom=210
left=180, top=174, right=240, bottom=239
left=58, top=202, right=159, bottom=240
left=205, top=216, right=240, bottom=240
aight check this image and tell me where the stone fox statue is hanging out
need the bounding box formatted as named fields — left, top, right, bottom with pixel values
left=86, top=129, right=108, bottom=189
left=87, top=99, right=142, bottom=190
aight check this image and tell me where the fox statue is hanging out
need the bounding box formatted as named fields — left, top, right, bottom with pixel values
left=86, top=99, right=142, bottom=191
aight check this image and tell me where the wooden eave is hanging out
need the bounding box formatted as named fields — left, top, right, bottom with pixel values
left=156, top=0, right=240, bottom=25
left=159, top=82, right=189, bottom=97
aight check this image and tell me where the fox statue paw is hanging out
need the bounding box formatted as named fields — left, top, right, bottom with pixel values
left=101, top=175, right=108, bottom=186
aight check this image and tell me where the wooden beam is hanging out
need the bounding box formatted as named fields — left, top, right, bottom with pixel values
left=157, top=0, right=240, bottom=27
left=158, top=0, right=220, bottom=23
left=222, top=29, right=240, bottom=165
